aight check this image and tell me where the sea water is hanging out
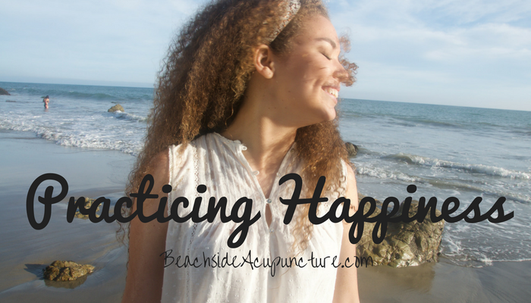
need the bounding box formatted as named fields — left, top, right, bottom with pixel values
left=1, top=81, right=530, bottom=267
left=0, top=82, right=151, bottom=155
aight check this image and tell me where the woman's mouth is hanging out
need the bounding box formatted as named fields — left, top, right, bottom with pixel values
left=323, top=87, right=339, bottom=98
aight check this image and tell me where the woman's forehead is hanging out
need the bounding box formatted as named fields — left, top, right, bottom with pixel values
left=295, top=15, right=339, bottom=46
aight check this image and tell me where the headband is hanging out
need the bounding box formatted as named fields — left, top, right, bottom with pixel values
left=267, top=0, right=301, bottom=42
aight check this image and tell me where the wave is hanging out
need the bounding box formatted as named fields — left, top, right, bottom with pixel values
left=441, top=234, right=531, bottom=267
left=14, top=88, right=118, bottom=100
left=110, top=111, right=148, bottom=123
left=11, top=86, right=153, bottom=102
left=390, top=116, right=464, bottom=129
left=422, top=178, right=531, bottom=204
left=356, top=163, right=531, bottom=203
left=387, top=153, right=531, bottom=180
left=63, top=91, right=121, bottom=100
left=512, top=129, right=531, bottom=137
left=355, top=165, right=421, bottom=183
left=0, top=118, right=143, bottom=156
left=45, top=133, right=142, bottom=155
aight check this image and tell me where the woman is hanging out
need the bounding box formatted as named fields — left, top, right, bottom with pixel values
left=123, top=0, right=360, bottom=302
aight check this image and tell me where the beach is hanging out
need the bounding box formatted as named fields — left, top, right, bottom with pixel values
left=2, top=131, right=531, bottom=302
left=0, top=130, right=132, bottom=302
left=1, top=82, right=530, bottom=302
left=359, top=258, right=531, bottom=302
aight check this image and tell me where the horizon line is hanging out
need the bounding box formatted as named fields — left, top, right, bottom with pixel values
left=1, top=80, right=529, bottom=113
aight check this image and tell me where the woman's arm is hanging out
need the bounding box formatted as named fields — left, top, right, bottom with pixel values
left=333, top=164, right=361, bottom=303
left=122, top=151, right=170, bottom=303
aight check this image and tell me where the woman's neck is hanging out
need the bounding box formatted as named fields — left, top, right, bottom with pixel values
left=221, top=111, right=296, bottom=174
left=220, top=93, right=297, bottom=198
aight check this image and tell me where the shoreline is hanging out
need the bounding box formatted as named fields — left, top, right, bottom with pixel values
left=0, top=130, right=133, bottom=302
left=358, top=256, right=531, bottom=302
left=1, top=129, right=530, bottom=302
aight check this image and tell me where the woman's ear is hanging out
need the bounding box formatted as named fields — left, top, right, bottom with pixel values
left=253, top=44, right=275, bottom=79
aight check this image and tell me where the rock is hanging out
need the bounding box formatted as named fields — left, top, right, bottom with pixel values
left=44, top=274, right=89, bottom=289
left=108, top=104, right=124, bottom=112
left=356, top=195, right=445, bottom=267
left=345, top=142, right=358, bottom=157
left=0, top=87, right=10, bottom=95
left=75, top=198, right=101, bottom=219
left=43, top=260, right=95, bottom=281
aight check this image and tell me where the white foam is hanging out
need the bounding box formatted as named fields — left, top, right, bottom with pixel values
left=356, top=165, right=420, bottom=182
left=391, top=153, right=531, bottom=180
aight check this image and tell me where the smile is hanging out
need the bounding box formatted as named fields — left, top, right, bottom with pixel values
left=323, top=87, right=339, bottom=98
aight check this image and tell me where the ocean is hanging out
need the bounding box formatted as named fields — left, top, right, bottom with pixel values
left=1, top=81, right=530, bottom=269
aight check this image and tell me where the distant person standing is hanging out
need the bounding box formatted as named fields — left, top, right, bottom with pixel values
left=43, top=95, right=49, bottom=109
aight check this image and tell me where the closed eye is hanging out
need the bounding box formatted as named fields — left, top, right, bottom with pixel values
left=322, top=53, right=331, bottom=60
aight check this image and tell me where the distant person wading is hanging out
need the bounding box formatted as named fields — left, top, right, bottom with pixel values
left=43, top=95, right=50, bottom=109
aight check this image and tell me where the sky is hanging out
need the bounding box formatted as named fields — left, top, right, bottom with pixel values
left=1, top=0, right=530, bottom=111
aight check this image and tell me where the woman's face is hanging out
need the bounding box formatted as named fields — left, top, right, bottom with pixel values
left=272, top=14, right=347, bottom=127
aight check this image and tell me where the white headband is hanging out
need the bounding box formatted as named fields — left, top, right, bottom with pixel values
left=268, top=0, right=301, bottom=42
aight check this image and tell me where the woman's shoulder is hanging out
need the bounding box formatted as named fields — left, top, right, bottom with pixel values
left=143, top=140, right=198, bottom=187
left=141, top=150, right=170, bottom=186
left=166, top=134, right=216, bottom=186
left=167, top=132, right=218, bottom=153
left=343, top=160, right=358, bottom=211
left=167, top=134, right=210, bottom=163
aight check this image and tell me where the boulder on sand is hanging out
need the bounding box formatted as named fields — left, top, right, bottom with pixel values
left=356, top=195, right=445, bottom=267
left=43, top=260, right=95, bottom=281
left=74, top=197, right=101, bottom=219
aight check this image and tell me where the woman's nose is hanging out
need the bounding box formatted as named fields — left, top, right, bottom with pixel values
left=334, top=60, right=349, bottom=82
left=334, top=58, right=356, bottom=86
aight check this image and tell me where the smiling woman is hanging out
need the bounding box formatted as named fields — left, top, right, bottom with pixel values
left=122, top=1, right=359, bottom=302
left=264, top=14, right=348, bottom=125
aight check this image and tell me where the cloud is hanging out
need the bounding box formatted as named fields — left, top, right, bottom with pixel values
left=329, top=0, right=531, bottom=110
left=0, top=0, right=529, bottom=110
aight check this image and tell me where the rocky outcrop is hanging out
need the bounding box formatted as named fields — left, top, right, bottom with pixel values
left=356, top=195, right=445, bottom=267
left=74, top=198, right=101, bottom=219
left=43, top=261, right=94, bottom=281
left=108, top=104, right=124, bottom=112
left=345, top=142, right=358, bottom=157
left=0, top=87, right=10, bottom=95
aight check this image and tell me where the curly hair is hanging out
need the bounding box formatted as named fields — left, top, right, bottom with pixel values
left=125, top=0, right=357, bottom=253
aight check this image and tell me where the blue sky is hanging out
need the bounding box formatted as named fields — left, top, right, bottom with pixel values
left=1, top=0, right=530, bottom=111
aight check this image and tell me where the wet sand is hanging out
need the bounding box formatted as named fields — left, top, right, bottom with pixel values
left=0, top=130, right=133, bottom=302
left=0, top=130, right=529, bottom=302
left=358, top=258, right=531, bottom=302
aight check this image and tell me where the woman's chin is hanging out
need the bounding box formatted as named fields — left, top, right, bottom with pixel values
left=306, top=111, right=337, bottom=126
left=321, top=107, right=338, bottom=122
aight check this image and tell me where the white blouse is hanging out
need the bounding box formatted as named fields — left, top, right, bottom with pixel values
left=161, top=133, right=347, bottom=303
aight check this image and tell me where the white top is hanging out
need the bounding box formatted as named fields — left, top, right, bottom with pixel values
left=161, top=133, right=347, bottom=303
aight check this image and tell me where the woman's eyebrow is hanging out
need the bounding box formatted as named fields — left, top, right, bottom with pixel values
left=315, top=37, right=337, bottom=49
